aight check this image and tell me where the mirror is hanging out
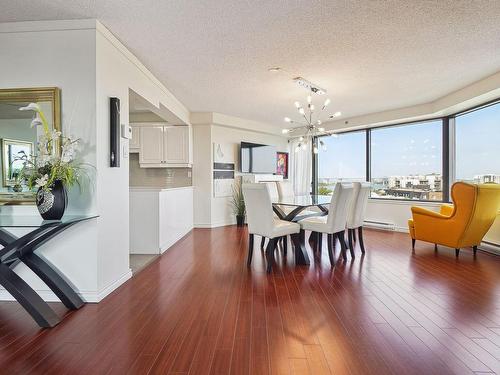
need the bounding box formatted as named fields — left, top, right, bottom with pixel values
left=0, top=87, right=61, bottom=205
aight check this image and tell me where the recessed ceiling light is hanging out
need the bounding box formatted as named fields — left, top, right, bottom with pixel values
left=268, top=67, right=282, bottom=72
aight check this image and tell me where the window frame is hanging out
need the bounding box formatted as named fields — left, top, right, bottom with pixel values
left=312, top=97, right=500, bottom=202
left=450, top=98, right=500, bottom=190
left=313, top=118, right=446, bottom=203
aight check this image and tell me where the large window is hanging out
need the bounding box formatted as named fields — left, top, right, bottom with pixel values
left=370, top=120, right=443, bottom=201
left=455, top=101, right=500, bottom=184
left=312, top=97, right=500, bottom=202
left=317, top=131, right=366, bottom=195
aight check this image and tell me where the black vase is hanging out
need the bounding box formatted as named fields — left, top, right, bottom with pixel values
left=236, top=215, right=245, bottom=227
left=36, top=180, right=68, bottom=220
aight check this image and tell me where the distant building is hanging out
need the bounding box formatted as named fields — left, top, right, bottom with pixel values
left=473, top=174, right=500, bottom=184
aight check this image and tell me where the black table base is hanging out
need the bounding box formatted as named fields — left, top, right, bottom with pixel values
left=0, top=217, right=94, bottom=327
left=272, top=204, right=329, bottom=267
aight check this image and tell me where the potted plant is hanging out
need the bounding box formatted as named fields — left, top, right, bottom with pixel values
left=230, top=181, right=246, bottom=227
left=16, top=103, right=86, bottom=220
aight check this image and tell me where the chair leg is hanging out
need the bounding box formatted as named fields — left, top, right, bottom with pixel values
left=348, top=231, right=355, bottom=259
left=308, top=231, right=316, bottom=248
left=327, top=233, right=335, bottom=267
left=411, top=238, right=416, bottom=251
left=348, top=229, right=354, bottom=253
left=352, top=228, right=357, bottom=242
left=317, top=233, right=323, bottom=253
left=247, top=234, right=254, bottom=267
left=337, top=231, right=348, bottom=261
left=266, top=238, right=276, bottom=273
left=455, top=248, right=460, bottom=257
left=283, top=236, right=287, bottom=256
left=473, top=245, right=478, bottom=256
left=261, top=237, right=266, bottom=250
left=358, top=227, right=365, bottom=254
left=434, top=244, right=438, bottom=251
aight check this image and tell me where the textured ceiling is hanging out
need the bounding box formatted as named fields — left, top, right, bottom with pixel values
left=1, top=1, right=500, bottom=127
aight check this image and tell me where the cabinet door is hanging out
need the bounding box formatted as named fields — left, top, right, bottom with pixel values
left=163, top=126, right=189, bottom=164
left=139, top=126, right=164, bottom=164
left=129, top=126, right=141, bottom=151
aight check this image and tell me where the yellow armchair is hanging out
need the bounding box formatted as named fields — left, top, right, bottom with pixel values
left=408, top=182, right=500, bottom=256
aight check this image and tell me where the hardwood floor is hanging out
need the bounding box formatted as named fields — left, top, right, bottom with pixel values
left=1, top=226, right=500, bottom=374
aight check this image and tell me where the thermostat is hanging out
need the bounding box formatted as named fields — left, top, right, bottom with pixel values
left=121, top=124, right=132, bottom=139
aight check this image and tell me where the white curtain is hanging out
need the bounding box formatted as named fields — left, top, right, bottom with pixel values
left=291, top=138, right=312, bottom=195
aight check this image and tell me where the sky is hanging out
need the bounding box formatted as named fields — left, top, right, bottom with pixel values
left=318, top=102, right=500, bottom=180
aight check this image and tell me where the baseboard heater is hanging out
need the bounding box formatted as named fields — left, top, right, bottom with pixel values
left=363, top=220, right=396, bottom=231
left=479, top=240, right=500, bottom=255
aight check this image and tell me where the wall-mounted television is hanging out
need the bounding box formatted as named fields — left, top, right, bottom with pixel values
left=240, top=142, right=276, bottom=173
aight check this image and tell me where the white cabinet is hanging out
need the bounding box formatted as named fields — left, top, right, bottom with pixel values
left=163, top=126, right=189, bottom=164
left=129, top=187, right=194, bottom=254
left=136, top=124, right=191, bottom=167
left=139, top=126, right=164, bottom=164
left=129, top=126, right=141, bottom=152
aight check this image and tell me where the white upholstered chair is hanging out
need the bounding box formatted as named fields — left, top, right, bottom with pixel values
left=346, top=182, right=371, bottom=254
left=277, top=181, right=294, bottom=198
left=298, top=183, right=354, bottom=266
left=242, top=183, right=300, bottom=273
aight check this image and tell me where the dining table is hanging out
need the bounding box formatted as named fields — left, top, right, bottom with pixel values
left=271, top=194, right=331, bottom=266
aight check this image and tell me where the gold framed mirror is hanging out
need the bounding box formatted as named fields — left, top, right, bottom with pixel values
left=0, top=87, right=61, bottom=205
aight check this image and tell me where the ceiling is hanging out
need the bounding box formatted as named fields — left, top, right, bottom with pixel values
left=1, top=1, right=500, bottom=128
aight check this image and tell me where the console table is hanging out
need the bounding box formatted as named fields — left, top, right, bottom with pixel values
left=0, top=215, right=97, bottom=328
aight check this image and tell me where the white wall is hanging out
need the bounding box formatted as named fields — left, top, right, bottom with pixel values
left=0, top=21, right=100, bottom=300
left=192, top=124, right=212, bottom=226
left=192, top=114, right=289, bottom=228
left=0, top=19, right=191, bottom=302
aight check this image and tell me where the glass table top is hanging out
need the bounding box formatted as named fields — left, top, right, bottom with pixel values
left=0, top=215, right=98, bottom=228
left=272, top=195, right=332, bottom=207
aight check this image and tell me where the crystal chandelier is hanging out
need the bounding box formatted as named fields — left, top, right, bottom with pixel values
left=281, top=95, right=341, bottom=153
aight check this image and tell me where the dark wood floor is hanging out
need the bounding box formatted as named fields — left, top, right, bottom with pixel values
left=1, top=227, right=500, bottom=374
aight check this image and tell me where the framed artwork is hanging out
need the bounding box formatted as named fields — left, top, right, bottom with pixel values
left=2, top=138, right=33, bottom=187
left=276, top=151, right=289, bottom=179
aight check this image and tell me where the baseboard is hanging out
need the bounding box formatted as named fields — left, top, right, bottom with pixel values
left=479, top=241, right=500, bottom=256
left=0, top=269, right=133, bottom=303
left=93, top=269, right=133, bottom=302
left=160, top=227, right=193, bottom=253
left=194, top=220, right=236, bottom=228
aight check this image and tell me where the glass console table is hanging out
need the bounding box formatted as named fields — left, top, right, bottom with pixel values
left=0, top=215, right=98, bottom=328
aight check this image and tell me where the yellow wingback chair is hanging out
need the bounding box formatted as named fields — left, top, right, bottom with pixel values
left=408, top=182, right=500, bottom=256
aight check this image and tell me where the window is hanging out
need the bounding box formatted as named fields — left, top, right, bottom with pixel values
left=317, top=131, right=366, bottom=195
left=370, top=120, right=443, bottom=201
left=455, top=101, right=500, bottom=184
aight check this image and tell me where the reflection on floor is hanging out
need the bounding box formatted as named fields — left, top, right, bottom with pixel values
left=2, top=227, right=500, bottom=374
left=130, top=254, right=158, bottom=275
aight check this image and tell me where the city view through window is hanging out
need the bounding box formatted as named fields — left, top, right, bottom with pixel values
left=317, top=101, right=500, bottom=201
left=455, top=102, right=500, bottom=185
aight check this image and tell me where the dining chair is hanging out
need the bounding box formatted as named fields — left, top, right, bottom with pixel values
left=277, top=181, right=294, bottom=198
left=261, top=182, right=285, bottom=250
left=242, top=183, right=300, bottom=273
left=298, top=183, right=354, bottom=266
left=346, top=182, right=371, bottom=255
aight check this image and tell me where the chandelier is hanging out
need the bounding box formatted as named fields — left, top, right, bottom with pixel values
left=281, top=95, right=341, bottom=153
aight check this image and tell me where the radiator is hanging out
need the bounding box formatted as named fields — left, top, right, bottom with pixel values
left=363, top=220, right=396, bottom=231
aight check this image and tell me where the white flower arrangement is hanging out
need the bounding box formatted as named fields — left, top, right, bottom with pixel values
left=17, top=103, right=87, bottom=192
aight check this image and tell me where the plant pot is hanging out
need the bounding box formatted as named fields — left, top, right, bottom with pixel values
left=236, top=215, right=245, bottom=227
left=36, top=180, right=68, bottom=220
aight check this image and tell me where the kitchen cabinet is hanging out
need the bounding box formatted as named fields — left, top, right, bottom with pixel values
left=134, top=123, right=192, bottom=167
left=129, top=126, right=141, bottom=152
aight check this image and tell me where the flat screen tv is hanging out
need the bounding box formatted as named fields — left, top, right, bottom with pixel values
left=240, top=142, right=276, bottom=173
